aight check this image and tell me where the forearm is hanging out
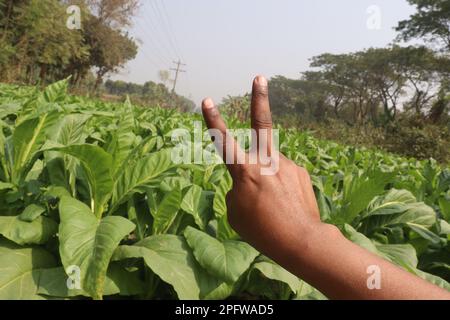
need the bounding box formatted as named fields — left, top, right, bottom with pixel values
left=269, top=223, right=450, bottom=300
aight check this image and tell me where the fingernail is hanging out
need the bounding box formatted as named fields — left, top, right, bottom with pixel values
left=203, top=98, right=214, bottom=109
left=255, top=75, right=267, bottom=86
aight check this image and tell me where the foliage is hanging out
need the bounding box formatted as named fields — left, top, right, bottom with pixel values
left=396, top=0, right=450, bottom=51
left=0, top=0, right=138, bottom=90
left=104, top=79, right=196, bottom=112
left=268, top=46, right=450, bottom=125
left=0, top=80, right=449, bottom=300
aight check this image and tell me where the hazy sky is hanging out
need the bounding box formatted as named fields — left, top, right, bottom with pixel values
left=112, top=0, right=416, bottom=105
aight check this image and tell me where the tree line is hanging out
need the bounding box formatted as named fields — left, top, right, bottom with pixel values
left=0, top=0, right=139, bottom=91
left=103, top=79, right=195, bottom=112
left=267, top=0, right=450, bottom=126
left=220, top=0, right=450, bottom=162
left=269, top=45, right=450, bottom=125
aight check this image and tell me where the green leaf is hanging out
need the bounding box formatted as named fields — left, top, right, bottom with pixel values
left=359, top=189, right=437, bottom=236
left=107, top=108, right=136, bottom=178
left=150, top=187, right=182, bottom=234
left=338, top=169, right=394, bottom=224
left=12, top=111, right=59, bottom=182
left=52, top=145, right=113, bottom=218
left=216, top=214, right=240, bottom=241
left=184, top=226, right=259, bottom=283
left=113, top=235, right=202, bottom=300
left=37, top=263, right=144, bottom=298
left=58, top=197, right=135, bottom=299
left=0, top=239, right=56, bottom=299
left=0, top=215, right=57, bottom=245
left=439, top=194, right=450, bottom=221
left=181, top=185, right=212, bottom=229
left=361, top=189, right=416, bottom=218
left=213, top=171, right=232, bottom=219
left=48, top=114, right=91, bottom=145
left=41, top=78, right=69, bottom=103
left=342, top=224, right=380, bottom=255
left=376, top=243, right=418, bottom=269
left=111, top=149, right=175, bottom=211
left=0, top=182, right=14, bottom=191
left=19, top=204, right=46, bottom=222
left=407, top=223, right=442, bottom=244
left=252, top=257, right=301, bottom=294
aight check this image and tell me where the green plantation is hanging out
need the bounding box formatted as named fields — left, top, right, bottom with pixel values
left=0, top=80, right=449, bottom=300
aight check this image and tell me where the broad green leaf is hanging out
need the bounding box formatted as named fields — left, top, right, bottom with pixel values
left=126, top=196, right=151, bottom=241
left=106, top=106, right=136, bottom=178
left=359, top=189, right=437, bottom=236
left=440, top=220, right=450, bottom=235
left=53, top=145, right=113, bottom=218
left=111, top=149, right=175, bottom=211
left=0, top=215, right=57, bottom=245
left=37, top=263, right=144, bottom=298
left=0, top=182, right=14, bottom=191
left=213, top=171, right=232, bottom=219
left=252, top=257, right=301, bottom=294
left=361, top=189, right=416, bottom=219
left=295, top=281, right=328, bottom=300
left=407, top=223, right=441, bottom=244
left=184, top=226, right=259, bottom=283
left=19, top=204, right=46, bottom=222
left=160, top=176, right=192, bottom=192
left=181, top=185, right=212, bottom=229
left=58, top=197, right=135, bottom=299
left=12, top=111, right=59, bottom=182
left=0, top=239, right=56, bottom=299
left=338, top=169, right=394, bottom=224
left=216, top=215, right=240, bottom=241
left=48, top=114, right=91, bottom=145
left=113, top=235, right=201, bottom=300
left=151, top=187, right=182, bottom=234
left=439, top=194, right=450, bottom=221
left=376, top=243, right=418, bottom=269
left=41, top=78, right=69, bottom=103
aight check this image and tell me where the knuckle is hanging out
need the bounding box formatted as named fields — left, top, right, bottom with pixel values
left=253, top=86, right=269, bottom=99
left=298, top=166, right=309, bottom=176
left=253, top=117, right=272, bottom=129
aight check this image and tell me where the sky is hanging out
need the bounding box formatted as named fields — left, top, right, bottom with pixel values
left=112, top=0, right=417, bottom=106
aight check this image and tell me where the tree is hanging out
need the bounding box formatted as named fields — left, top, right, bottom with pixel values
left=84, top=16, right=138, bottom=92
left=396, top=0, right=450, bottom=51
left=86, top=0, right=139, bottom=29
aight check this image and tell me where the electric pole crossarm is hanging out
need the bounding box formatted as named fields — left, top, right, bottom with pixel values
left=171, top=60, right=187, bottom=94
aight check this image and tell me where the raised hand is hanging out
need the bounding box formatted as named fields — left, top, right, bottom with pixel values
left=201, top=76, right=324, bottom=263
left=201, top=76, right=450, bottom=300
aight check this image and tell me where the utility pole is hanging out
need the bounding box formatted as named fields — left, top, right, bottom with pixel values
left=170, top=60, right=186, bottom=94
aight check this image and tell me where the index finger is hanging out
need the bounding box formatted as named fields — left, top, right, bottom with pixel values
left=201, top=98, right=246, bottom=176
left=251, top=76, right=273, bottom=155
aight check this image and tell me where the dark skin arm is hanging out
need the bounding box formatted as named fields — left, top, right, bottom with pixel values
left=201, top=75, right=450, bottom=300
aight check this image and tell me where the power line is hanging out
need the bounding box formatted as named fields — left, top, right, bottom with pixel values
left=141, top=7, right=178, bottom=63
left=134, top=18, right=171, bottom=67
left=157, top=0, right=184, bottom=60
left=149, top=0, right=181, bottom=60
left=170, top=60, right=186, bottom=94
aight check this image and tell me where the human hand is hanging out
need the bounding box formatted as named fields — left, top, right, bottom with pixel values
left=201, top=76, right=330, bottom=263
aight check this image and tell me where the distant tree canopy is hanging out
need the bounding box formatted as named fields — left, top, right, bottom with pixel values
left=104, top=79, right=196, bottom=112
left=265, top=46, right=450, bottom=126
left=396, top=0, right=450, bottom=52
left=0, top=0, right=138, bottom=90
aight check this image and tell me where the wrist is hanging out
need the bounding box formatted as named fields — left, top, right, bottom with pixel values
left=266, top=221, right=342, bottom=274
